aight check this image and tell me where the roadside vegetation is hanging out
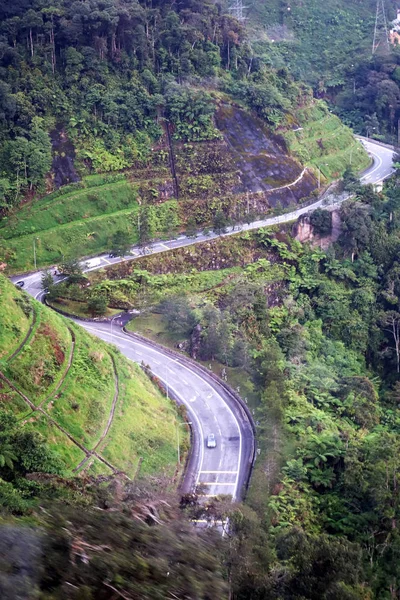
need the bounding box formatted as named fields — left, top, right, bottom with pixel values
left=0, top=0, right=371, bottom=274
left=56, top=167, right=400, bottom=597
left=0, top=275, right=186, bottom=478
left=248, top=0, right=400, bottom=145
left=2, top=0, right=400, bottom=597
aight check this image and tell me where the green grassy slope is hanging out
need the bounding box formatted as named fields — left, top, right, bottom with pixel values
left=283, top=101, right=371, bottom=183
left=2, top=98, right=369, bottom=274
left=0, top=275, right=185, bottom=478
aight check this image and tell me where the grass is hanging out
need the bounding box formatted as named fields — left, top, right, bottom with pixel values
left=1, top=274, right=184, bottom=477
left=5, top=197, right=180, bottom=274
left=0, top=279, right=32, bottom=360
left=5, top=207, right=139, bottom=273
left=21, top=412, right=86, bottom=473
left=1, top=180, right=135, bottom=240
left=47, top=297, right=121, bottom=319
left=4, top=307, right=70, bottom=401
left=82, top=456, right=112, bottom=477
left=127, top=313, right=183, bottom=349
left=283, top=101, right=371, bottom=181
left=42, top=325, right=117, bottom=449
left=98, top=358, right=188, bottom=478
left=0, top=380, right=32, bottom=418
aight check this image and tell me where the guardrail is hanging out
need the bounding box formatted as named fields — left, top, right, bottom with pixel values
left=43, top=296, right=256, bottom=498
left=123, top=327, right=257, bottom=498
left=356, top=135, right=396, bottom=151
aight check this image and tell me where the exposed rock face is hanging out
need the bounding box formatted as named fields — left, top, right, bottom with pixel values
left=215, top=105, right=318, bottom=206
left=293, top=210, right=341, bottom=249
left=50, top=126, right=80, bottom=189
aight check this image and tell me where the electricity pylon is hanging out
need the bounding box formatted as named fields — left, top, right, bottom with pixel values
left=373, top=0, right=390, bottom=54
left=229, top=0, right=247, bottom=22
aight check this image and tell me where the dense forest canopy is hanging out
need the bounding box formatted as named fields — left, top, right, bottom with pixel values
left=0, top=0, right=316, bottom=212
left=247, top=0, right=400, bottom=141
left=5, top=1, right=400, bottom=599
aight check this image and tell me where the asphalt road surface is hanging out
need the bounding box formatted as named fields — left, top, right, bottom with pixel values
left=78, top=322, right=254, bottom=500
left=10, top=138, right=394, bottom=499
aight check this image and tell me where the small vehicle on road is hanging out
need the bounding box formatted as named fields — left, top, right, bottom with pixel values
left=207, top=433, right=217, bottom=448
left=84, top=257, right=102, bottom=269
left=15, top=281, right=25, bottom=288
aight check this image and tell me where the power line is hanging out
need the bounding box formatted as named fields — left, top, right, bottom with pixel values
left=228, top=0, right=248, bottom=22
left=373, top=0, right=390, bottom=55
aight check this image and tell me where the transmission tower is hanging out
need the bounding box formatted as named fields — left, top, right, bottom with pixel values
left=229, top=0, right=247, bottom=22
left=373, top=0, right=390, bottom=55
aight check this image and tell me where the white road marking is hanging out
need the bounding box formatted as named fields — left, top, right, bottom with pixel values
left=200, top=471, right=238, bottom=474
left=81, top=325, right=241, bottom=495
left=201, top=482, right=236, bottom=486
left=360, top=146, right=383, bottom=181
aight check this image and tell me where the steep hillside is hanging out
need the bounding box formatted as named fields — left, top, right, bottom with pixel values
left=247, top=0, right=392, bottom=87
left=1, top=97, right=368, bottom=273
left=0, top=275, right=186, bottom=478
left=247, top=0, right=400, bottom=141
left=0, top=0, right=370, bottom=273
left=80, top=175, right=400, bottom=597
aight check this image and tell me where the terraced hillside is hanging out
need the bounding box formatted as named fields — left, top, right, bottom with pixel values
left=283, top=102, right=370, bottom=179
left=0, top=275, right=186, bottom=478
left=1, top=99, right=368, bottom=274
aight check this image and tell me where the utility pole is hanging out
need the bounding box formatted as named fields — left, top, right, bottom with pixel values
left=373, top=0, right=390, bottom=55
left=229, top=0, right=248, bottom=22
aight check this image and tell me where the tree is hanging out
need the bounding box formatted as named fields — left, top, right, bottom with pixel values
left=159, top=295, right=197, bottom=336
left=110, top=230, right=131, bottom=257
left=212, top=210, right=228, bottom=235
left=342, top=166, right=359, bottom=192
left=41, top=269, right=54, bottom=291
left=310, top=209, right=332, bottom=236
left=338, top=202, right=373, bottom=261
left=275, top=528, right=369, bottom=599
left=137, top=206, right=153, bottom=253
left=380, top=310, right=400, bottom=373
left=59, top=258, right=83, bottom=283
left=185, top=216, right=198, bottom=238
left=87, top=295, right=108, bottom=317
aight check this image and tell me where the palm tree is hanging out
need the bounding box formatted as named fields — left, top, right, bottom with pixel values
left=0, top=442, right=17, bottom=470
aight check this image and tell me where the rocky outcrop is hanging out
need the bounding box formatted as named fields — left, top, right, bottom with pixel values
left=293, top=210, right=341, bottom=249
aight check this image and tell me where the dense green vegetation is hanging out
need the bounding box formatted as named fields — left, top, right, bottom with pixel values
left=68, top=168, right=400, bottom=597
left=247, top=0, right=400, bottom=142
left=4, top=0, right=400, bottom=597
left=0, top=0, right=373, bottom=273
left=0, top=274, right=185, bottom=479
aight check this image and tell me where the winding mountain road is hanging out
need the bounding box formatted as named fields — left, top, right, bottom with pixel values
left=11, top=138, right=394, bottom=499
